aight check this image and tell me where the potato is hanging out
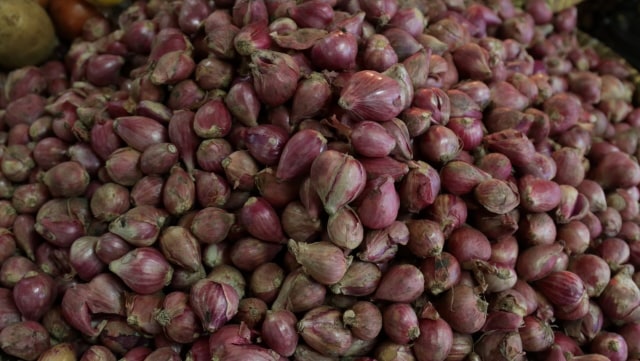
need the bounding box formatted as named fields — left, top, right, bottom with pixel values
left=0, top=0, right=58, bottom=69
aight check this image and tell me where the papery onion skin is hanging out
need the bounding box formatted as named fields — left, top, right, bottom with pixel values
left=413, top=317, right=452, bottom=361
left=109, top=247, right=174, bottom=295
left=434, top=284, right=487, bottom=334
left=12, top=271, right=57, bottom=321
left=5, top=0, right=640, bottom=360
left=0, top=320, right=50, bottom=361
left=589, top=331, right=628, bottom=361
left=338, top=70, right=404, bottom=122
left=297, top=305, right=354, bottom=357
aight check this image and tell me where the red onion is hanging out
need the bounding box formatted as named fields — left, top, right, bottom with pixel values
left=598, top=265, right=640, bottom=325
left=163, top=165, right=196, bottom=215
left=89, top=183, right=130, bottom=222
left=404, top=219, right=444, bottom=259
left=229, top=237, right=282, bottom=272
left=619, top=322, right=640, bottom=358
left=381, top=303, right=419, bottom=344
left=418, top=124, right=462, bottom=164
left=159, top=226, right=202, bottom=272
left=0, top=321, right=50, bottom=361
left=564, top=300, right=604, bottom=346
left=590, top=331, right=628, bottom=361
left=536, top=270, right=586, bottom=309
left=288, top=240, right=350, bottom=286
left=41, top=161, right=90, bottom=198
left=250, top=50, right=300, bottom=108
left=555, top=184, right=590, bottom=224
left=290, top=73, right=332, bottom=125
left=281, top=201, right=322, bottom=244
left=411, top=303, right=452, bottom=361
left=552, top=147, right=586, bottom=187
left=154, top=291, right=201, bottom=344
left=81, top=345, right=117, bottom=361
left=68, top=236, right=105, bottom=281
left=239, top=197, right=286, bottom=243
left=520, top=316, right=554, bottom=352
left=349, top=121, right=396, bottom=158
left=359, top=0, right=397, bottom=25
left=248, top=263, right=284, bottom=304
left=413, top=87, right=451, bottom=125
left=259, top=310, right=297, bottom=357
left=310, top=150, right=366, bottom=215
left=434, top=284, right=487, bottom=334
left=516, top=243, right=565, bottom=282
left=518, top=175, right=562, bottom=213
left=189, top=279, right=239, bottom=334
left=489, top=236, right=518, bottom=268
left=475, top=331, right=525, bottom=361
left=276, top=129, right=327, bottom=181
left=426, top=18, right=470, bottom=52
left=120, top=346, right=153, bottom=361
left=357, top=221, right=408, bottom=263
left=474, top=178, right=520, bottom=214
left=108, top=205, right=169, bottom=247
left=476, top=152, right=513, bottom=180
left=596, top=207, right=623, bottom=239
left=272, top=268, right=326, bottom=313
left=373, top=341, right=414, bottom=361
left=113, top=116, right=168, bottom=153
left=208, top=324, right=252, bottom=359
left=590, top=151, right=640, bottom=190
left=298, top=305, right=353, bottom=357
left=374, top=264, right=424, bottom=303
left=471, top=260, right=517, bottom=293
left=453, top=42, right=493, bottom=81
left=1, top=255, right=39, bottom=288
left=420, top=252, right=461, bottom=296
left=0, top=231, right=16, bottom=265
left=342, top=301, right=382, bottom=341
left=595, top=237, right=629, bottom=271
left=331, top=261, right=381, bottom=297
left=0, top=288, right=20, bottom=331
left=445, top=225, right=491, bottom=269
left=578, top=179, right=608, bottom=213
left=5, top=1, right=640, bottom=359
left=326, top=206, right=363, bottom=250
left=95, top=232, right=132, bottom=264
left=567, top=254, right=611, bottom=298
left=338, top=70, right=404, bottom=122
left=98, top=318, right=142, bottom=354
left=555, top=220, right=590, bottom=255
left=125, top=293, right=164, bottom=336
left=311, top=31, right=358, bottom=71
left=399, top=161, right=441, bottom=213
left=446, top=116, right=484, bottom=151
left=439, top=160, right=490, bottom=196
left=34, top=198, right=89, bottom=249
left=427, top=193, right=467, bottom=237
left=356, top=175, right=400, bottom=229
left=109, top=247, right=173, bottom=294
left=485, top=107, right=534, bottom=135
left=484, top=129, right=535, bottom=168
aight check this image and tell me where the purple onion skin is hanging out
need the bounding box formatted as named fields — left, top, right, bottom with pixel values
left=7, top=2, right=640, bottom=361
left=0, top=320, right=50, bottom=360
left=414, top=314, right=453, bottom=361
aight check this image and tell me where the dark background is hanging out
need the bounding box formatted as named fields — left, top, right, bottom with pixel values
left=578, top=0, right=640, bottom=70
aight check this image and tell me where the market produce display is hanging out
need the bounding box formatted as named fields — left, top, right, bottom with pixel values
left=1, top=0, right=640, bottom=360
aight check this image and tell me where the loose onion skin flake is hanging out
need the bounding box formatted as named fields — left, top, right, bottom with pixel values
left=2, top=0, right=640, bottom=359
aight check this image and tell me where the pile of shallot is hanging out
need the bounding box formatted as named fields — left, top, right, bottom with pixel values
left=1, top=0, right=640, bottom=360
